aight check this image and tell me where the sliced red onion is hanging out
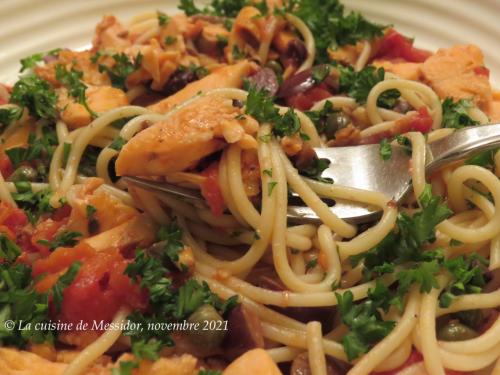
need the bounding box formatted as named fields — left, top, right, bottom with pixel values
left=42, top=54, right=58, bottom=64
left=247, top=67, right=279, bottom=96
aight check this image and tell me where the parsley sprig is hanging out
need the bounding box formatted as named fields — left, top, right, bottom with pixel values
left=19, top=48, right=61, bottom=72
left=337, top=185, right=452, bottom=359
left=37, top=231, right=82, bottom=251
left=11, top=182, right=55, bottom=224
left=0, top=246, right=79, bottom=348
left=335, top=284, right=396, bottom=361
left=55, top=64, right=96, bottom=118
left=291, top=0, right=385, bottom=63
left=337, top=65, right=400, bottom=106
left=441, top=98, right=479, bottom=129
left=10, top=76, right=57, bottom=119
left=245, top=85, right=302, bottom=137
left=179, top=0, right=248, bottom=18
left=98, top=53, right=143, bottom=91
left=0, top=107, right=22, bottom=131
left=124, top=223, right=238, bottom=361
left=439, top=254, right=487, bottom=308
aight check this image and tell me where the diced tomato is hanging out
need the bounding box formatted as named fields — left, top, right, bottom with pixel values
left=372, top=350, right=469, bottom=375
left=201, top=162, right=225, bottom=217
left=34, top=246, right=147, bottom=326
left=286, top=85, right=332, bottom=111
left=374, top=29, right=432, bottom=63
left=372, top=351, right=420, bottom=375
left=0, top=151, right=13, bottom=179
left=406, top=107, right=433, bottom=133
left=473, top=66, right=490, bottom=78
left=51, top=204, right=72, bottom=222
left=0, top=201, right=27, bottom=235
left=0, top=83, right=10, bottom=105
left=3, top=207, right=27, bottom=231
left=32, top=243, right=96, bottom=277
left=360, top=106, right=433, bottom=145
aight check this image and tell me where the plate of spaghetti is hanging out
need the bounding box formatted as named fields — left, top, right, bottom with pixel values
left=0, top=1, right=500, bottom=375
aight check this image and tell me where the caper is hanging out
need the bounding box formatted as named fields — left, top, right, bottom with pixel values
left=187, top=304, right=226, bottom=350
left=454, top=309, right=483, bottom=330
left=265, top=60, right=283, bottom=76
left=438, top=321, right=478, bottom=341
left=8, top=165, right=38, bottom=182
left=146, top=240, right=167, bottom=256
left=324, top=112, right=350, bottom=139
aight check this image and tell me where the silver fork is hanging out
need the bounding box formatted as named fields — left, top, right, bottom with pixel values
left=123, top=124, right=500, bottom=224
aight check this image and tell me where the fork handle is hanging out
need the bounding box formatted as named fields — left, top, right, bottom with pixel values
left=426, top=123, right=500, bottom=170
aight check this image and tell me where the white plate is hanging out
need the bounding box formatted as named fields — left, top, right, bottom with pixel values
left=0, top=0, right=499, bottom=85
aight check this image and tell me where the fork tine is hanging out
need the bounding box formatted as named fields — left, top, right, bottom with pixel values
left=122, top=176, right=206, bottom=203
left=123, top=176, right=380, bottom=224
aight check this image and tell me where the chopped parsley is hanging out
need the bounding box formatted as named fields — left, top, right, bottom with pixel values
left=0, top=261, right=53, bottom=347
left=165, top=36, right=177, bottom=45
left=263, top=168, right=273, bottom=177
left=98, top=52, right=143, bottom=91
left=267, top=181, right=278, bottom=196
left=245, top=85, right=280, bottom=123
left=232, top=45, right=246, bottom=60
left=216, top=35, right=228, bottom=50
left=0, top=107, right=22, bottom=131
left=156, top=221, right=184, bottom=265
left=337, top=65, right=400, bottom=105
left=86, top=204, right=97, bottom=216
left=178, top=0, right=203, bottom=16
left=179, top=63, right=209, bottom=80
left=449, top=239, right=463, bottom=247
left=245, top=85, right=302, bottom=137
left=395, top=135, right=412, bottom=155
left=350, top=184, right=452, bottom=272
left=37, top=231, right=82, bottom=251
left=335, top=287, right=395, bottom=361
left=441, top=98, right=479, bottom=129
left=157, top=10, right=170, bottom=26
left=311, top=64, right=331, bottom=83
left=334, top=184, right=487, bottom=361
left=5, top=126, right=58, bottom=179
left=465, top=149, right=497, bottom=168
left=305, top=100, right=339, bottom=134
left=62, top=142, right=72, bottom=165
left=379, top=138, right=392, bottom=160
left=273, top=108, right=301, bottom=137
left=0, top=245, right=77, bottom=348
left=291, top=0, right=385, bottom=63
left=0, top=234, right=21, bottom=263
left=299, top=158, right=333, bottom=184
left=178, top=0, right=248, bottom=17
left=112, top=361, right=139, bottom=375
left=124, top=222, right=238, bottom=360
left=51, top=262, right=81, bottom=313
left=10, top=76, right=57, bottom=119
left=55, top=64, right=96, bottom=118
left=19, top=48, right=61, bottom=72
left=109, top=136, right=126, bottom=151
left=11, top=183, right=54, bottom=224
left=305, top=257, right=318, bottom=271
left=439, top=254, right=487, bottom=308
left=86, top=204, right=99, bottom=235
left=198, top=370, right=222, bottom=375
